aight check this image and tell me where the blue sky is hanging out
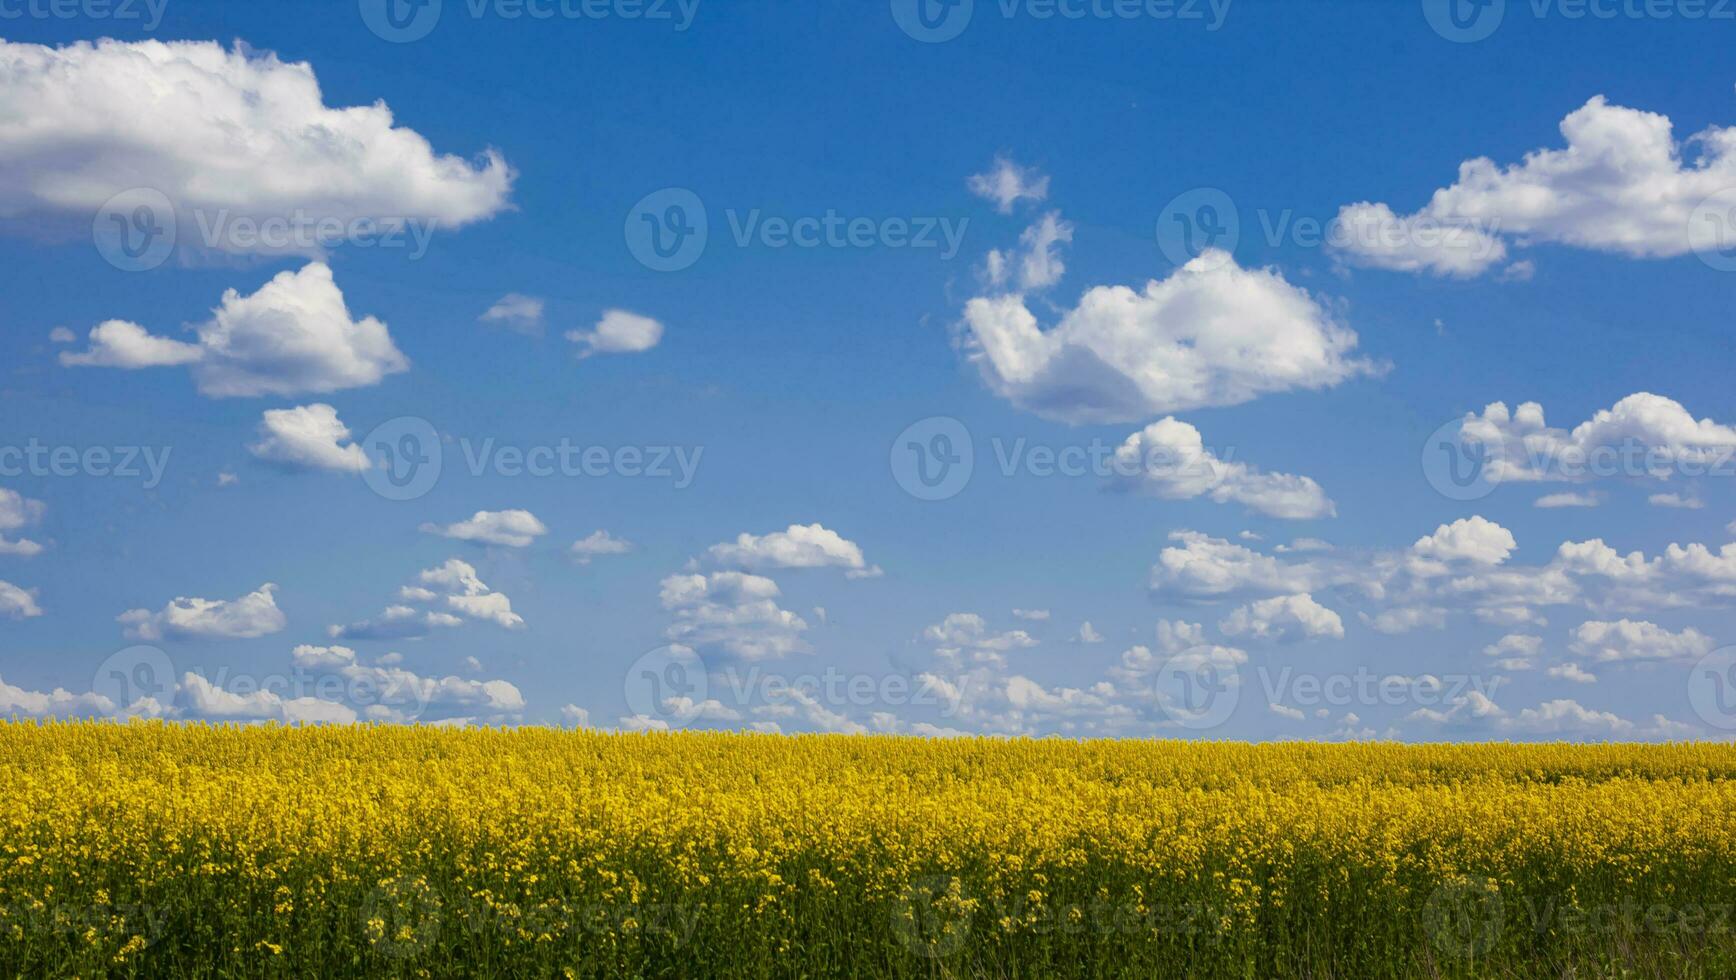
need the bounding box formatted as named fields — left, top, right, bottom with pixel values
left=3, top=0, right=1736, bottom=738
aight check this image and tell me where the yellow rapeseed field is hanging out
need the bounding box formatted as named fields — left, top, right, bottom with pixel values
left=1, top=721, right=1734, bottom=977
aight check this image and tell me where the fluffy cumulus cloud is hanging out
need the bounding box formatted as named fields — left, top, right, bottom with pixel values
left=330, top=558, right=521, bottom=639
left=567, top=310, right=663, bottom=358
left=1333, top=96, right=1736, bottom=277
left=1152, top=515, right=1736, bottom=644
left=118, top=583, right=286, bottom=640
left=661, top=571, right=811, bottom=660
left=1568, top=619, right=1715, bottom=663
left=570, top=530, right=633, bottom=564
left=1109, top=417, right=1335, bottom=519
left=967, top=156, right=1050, bottom=213
left=703, top=523, right=881, bottom=578
left=924, top=613, right=1038, bottom=667
left=1483, top=633, right=1544, bottom=670
left=248, top=403, right=369, bottom=472
left=1411, top=516, right=1517, bottom=566
left=1219, top=593, right=1345, bottom=642
left=420, top=510, right=549, bottom=548
left=1454, top=393, right=1736, bottom=486
left=962, top=250, right=1378, bottom=423
left=0, top=489, right=47, bottom=556
left=62, top=263, right=409, bottom=398
left=0, top=39, right=512, bottom=252
left=0, top=581, right=43, bottom=619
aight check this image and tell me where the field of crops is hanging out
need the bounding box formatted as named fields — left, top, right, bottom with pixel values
left=2, top=723, right=1734, bottom=977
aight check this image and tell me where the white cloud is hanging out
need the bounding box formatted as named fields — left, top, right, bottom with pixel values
left=1569, top=619, right=1715, bottom=663
left=1219, top=593, right=1345, bottom=642
left=248, top=403, right=369, bottom=472
left=566, top=309, right=663, bottom=358
left=62, top=263, right=409, bottom=398
left=118, top=583, right=286, bottom=640
left=704, top=523, right=880, bottom=578
left=1411, top=516, right=1517, bottom=566
left=290, top=644, right=356, bottom=670
left=1359, top=606, right=1448, bottom=635
left=328, top=605, right=463, bottom=641
left=662, top=572, right=810, bottom=661
left=986, top=211, right=1073, bottom=292
left=59, top=320, right=202, bottom=368
left=962, top=250, right=1378, bottom=423
left=560, top=703, right=591, bottom=727
left=1482, top=633, right=1543, bottom=670
left=0, top=489, right=47, bottom=557
left=1649, top=491, right=1704, bottom=510
left=1547, top=662, right=1598, bottom=684
left=0, top=38, right=512, bottom=253
left=416, top=558, right=524, bottom=629
left=1149, top=530, right=1327, bottom=600
left=1457, top=394, right=1736, bottom=485
left=1536, top=491, right=1601, bottom=508
left=479, top=293, right=544, bottom=334
left=966, top=156, right=1050, bottom=213
left=924, top=613, right=1038, bottom=666
left=47, top=326, right=75, bottom=344
left=0, top=581, right=43, bottom=619
left=1110, top=417, right=1335, bottom=519
left=1075, top=621, right=1104, bottom=644
left=420, top=509, right=549, bottom=548
left=570, top=530, right=633, bottom=564
left=1333, top=95, right=1736, bottom=276
left=1011, top=608, right=1050, bottom=621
